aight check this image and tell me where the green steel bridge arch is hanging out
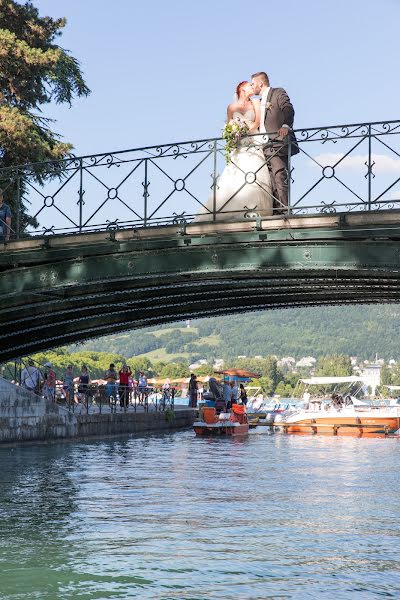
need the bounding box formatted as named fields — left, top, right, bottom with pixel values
left=1, top=211, right=400, bottom=361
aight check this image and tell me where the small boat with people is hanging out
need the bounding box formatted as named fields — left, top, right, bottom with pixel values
left=193, top=375, right=249, bottom=437
left=276, top=377, right=400, bottom=436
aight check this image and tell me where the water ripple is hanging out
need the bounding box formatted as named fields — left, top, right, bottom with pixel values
left=0, top=432, right=399, bottom=599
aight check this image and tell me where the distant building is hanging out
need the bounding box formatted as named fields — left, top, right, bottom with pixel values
left=189, top=359, right=208, bottom=370
left=185, top=320, right=191, bottom=328
left=361, top=363, right=381, bottom=396
left=296, top=356, right=317, bottom=369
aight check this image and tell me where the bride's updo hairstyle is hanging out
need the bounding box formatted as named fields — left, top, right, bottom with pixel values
left=235, top=81, right=248, bottom=99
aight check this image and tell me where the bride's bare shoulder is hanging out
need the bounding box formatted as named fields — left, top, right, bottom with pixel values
left=227, top=102, right=239, bottom=111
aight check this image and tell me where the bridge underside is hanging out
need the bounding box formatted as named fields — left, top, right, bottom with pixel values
left=1, top=212, right=400, bottom=360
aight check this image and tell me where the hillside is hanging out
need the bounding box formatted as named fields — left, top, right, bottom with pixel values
left=71, top=304, right=400, bottom=362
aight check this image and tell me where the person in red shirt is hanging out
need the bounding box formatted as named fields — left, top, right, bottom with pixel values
left=119, top=364, right=132, bottom=410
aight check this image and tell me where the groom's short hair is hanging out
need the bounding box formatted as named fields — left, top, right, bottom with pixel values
left=252, top=71, right=270, bottom=86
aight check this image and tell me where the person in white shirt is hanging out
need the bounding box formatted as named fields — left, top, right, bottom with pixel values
left=21, top=359, right=41, bottom=392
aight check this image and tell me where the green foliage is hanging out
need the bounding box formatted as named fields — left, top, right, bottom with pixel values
left=315, top=354, right=352, bottom=377
left=0, top=0, right=90, bottom=229
left=159, top=362, right=189, bottom=379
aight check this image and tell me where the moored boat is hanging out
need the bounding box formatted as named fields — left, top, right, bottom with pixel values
left=276, top=377, right=400, bottom=436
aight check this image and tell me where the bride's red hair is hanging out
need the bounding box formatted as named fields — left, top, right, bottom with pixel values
left=236, top=81, right=248, bottom=98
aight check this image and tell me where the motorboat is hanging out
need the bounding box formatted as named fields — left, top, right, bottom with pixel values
left=276, top=377, right=400, bottom=436
left=247, top=397, right=301, bottom=426
left=193, top=404, right=249, bottom=437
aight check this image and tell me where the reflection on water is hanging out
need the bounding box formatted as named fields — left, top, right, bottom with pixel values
left=0, top=432, right=399, bottom=599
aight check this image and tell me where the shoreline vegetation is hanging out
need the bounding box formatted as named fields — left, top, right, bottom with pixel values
left=4, top=305, right=400, bottom=398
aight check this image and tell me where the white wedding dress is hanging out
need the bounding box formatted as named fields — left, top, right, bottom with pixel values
left=195, top=108, right=273, bottom=222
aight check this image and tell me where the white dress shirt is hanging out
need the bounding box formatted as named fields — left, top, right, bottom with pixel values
left=259, top=87, right=270, bottom=134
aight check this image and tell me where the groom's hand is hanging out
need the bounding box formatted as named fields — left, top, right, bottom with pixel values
left=278, top=127, right=289, bottom=138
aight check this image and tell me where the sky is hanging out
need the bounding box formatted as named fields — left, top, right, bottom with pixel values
left=34, top=0, right=399, bottom=156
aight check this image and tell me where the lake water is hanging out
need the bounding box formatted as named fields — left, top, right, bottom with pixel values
left=0, top=430, right=399, bottom=599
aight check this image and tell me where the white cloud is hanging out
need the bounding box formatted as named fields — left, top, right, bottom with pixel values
left=389, top=190, right=400, bottom=199
left=310, top=153, right=400, bottom=174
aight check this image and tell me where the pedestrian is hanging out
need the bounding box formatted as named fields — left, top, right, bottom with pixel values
left=77, top=365, right=90, bottom=405
left=0, top=189, right=11, bottom=242
left=21, top=358, right=41, bottom=393
left=62, top=365, right=75, bottom=404
left=188, top=373, right=198, bottom=408
left=138, top=371, right=147, bottom=405
left=105, top=363, right=118, bottom=406
left=118, top=364, right=132, bottom=410
left=43, top=361, right=56, bottom=402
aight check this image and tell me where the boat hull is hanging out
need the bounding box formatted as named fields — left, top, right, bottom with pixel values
left=282, top=416, right=400, bottom=437
left=193, top=422, right=249, bottom=437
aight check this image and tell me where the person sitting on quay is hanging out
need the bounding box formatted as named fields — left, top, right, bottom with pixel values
left=43, top=362, right=56, bottom=402
left=138, top=371, right=148, bottom=405
left=119, top=364, right=132, bottom=411
left=21, top=358, right=41, bottom=393
left=105, top=363, right=118, bottom=406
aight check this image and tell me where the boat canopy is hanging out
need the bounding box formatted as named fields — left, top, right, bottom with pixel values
left=300, top=376, right=364, bottom=385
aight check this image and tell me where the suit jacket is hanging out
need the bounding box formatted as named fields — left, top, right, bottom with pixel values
left=263, top=87, right=299, bottom=156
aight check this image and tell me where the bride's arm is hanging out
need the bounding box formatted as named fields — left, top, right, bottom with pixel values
left=248, top=99, right=260, bottom=134
left=227, top=103, right=235, bottom=123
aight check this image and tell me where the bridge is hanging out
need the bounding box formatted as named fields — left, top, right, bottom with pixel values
left=1, top=119, right=400, bottom=360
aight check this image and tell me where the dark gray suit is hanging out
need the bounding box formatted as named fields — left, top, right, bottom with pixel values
left=262, top=87, right=298, bottom=213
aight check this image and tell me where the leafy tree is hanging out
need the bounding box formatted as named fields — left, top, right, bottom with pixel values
left=0, top=0, right=90, bottom=231
left=159, top=362, right=188, bottom=379
left=315, top=355, right=352, bottom=377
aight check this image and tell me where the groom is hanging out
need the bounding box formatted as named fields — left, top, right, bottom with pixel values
left=251, top=72, right=298, bottom=215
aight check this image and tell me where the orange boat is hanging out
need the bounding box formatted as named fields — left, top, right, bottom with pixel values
left=193, top=404, right=249, bottom=437
left=276, top=377, right=400, bottom=437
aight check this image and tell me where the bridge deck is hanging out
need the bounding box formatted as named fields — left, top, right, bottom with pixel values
left=1, top=210, right=400, bottom=360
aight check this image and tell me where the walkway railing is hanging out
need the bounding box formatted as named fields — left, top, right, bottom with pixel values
left=1, top=119, right=400, bottom=239
left=2, top=358, right=176, bottom=414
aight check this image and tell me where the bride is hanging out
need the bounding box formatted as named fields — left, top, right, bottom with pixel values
left=195, top=81, right=273, bottom=222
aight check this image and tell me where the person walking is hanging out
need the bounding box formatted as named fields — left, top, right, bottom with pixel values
left=138, top=371, right=148, bottom=405
left=21, top=359, right=41, bottom=393
left=105, top=363, right=118, bottom=408
left=62, top=365, right=75, bottom=404
left=43, top=362, right=56, bottom=402
left=77, top=365, right=91, bottom=406
left=189, top=373, right=198, bottom=408
left=119, top=364, right=132, bottom=410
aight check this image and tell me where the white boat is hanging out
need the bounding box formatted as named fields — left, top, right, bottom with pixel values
left=276, top=377, right=400, bottom=436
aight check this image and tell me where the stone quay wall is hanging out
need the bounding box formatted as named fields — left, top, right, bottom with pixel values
left=0, top=378, right=194, bottom=445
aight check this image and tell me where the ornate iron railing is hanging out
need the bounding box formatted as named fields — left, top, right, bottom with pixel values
left=1, top=119, right=400, bottom=239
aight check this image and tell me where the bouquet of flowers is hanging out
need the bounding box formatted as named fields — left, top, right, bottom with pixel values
left=222, top=118, right=249, bottom=164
